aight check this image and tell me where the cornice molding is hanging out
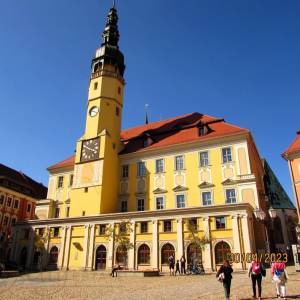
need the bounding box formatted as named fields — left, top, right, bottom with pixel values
left=16, top=203, right=253, bottom=227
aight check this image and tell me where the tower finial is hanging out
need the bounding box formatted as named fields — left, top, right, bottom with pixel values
left=112, top=0, right=116, bottom=8
left=145, top=104, right=149, bottom=124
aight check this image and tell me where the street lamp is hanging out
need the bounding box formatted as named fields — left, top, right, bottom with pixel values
left=268, top=208, right=277, bottom=219
left=253, top=208, right=270, bottom=252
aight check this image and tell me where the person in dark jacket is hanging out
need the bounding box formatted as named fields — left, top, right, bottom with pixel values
left=216, top=260, right=233, bottom=300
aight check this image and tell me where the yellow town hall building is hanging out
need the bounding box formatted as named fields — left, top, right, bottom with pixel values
left=12, top=4, right=276, bottom=272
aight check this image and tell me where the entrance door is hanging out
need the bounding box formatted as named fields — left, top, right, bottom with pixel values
left=95, top=245, right=106, bottom=270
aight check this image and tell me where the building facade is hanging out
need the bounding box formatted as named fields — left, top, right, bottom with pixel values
left=0, top=163, right=47, bottom=261
left=12, top=4, right=292, bottom=271
left=282, top=130, right=300, bottom=243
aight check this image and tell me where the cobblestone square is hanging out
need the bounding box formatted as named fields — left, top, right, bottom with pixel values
left=0, top=266, right=299, bottom=300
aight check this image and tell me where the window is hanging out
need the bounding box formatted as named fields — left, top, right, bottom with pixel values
left=69, top=174, right=74, bottom=187
left=7, top=197, right=12, bottom=207
left=121, top=200, right=127, bottom=212
left=24, top=229, right=30, bottom=239
left=11, top=218, right=16, bottom=224
left=14, top=199, right=19, bottom=209
left=82, top=210, right=86, bottom=216
left=215, top=241, right=231, bottom=265
left=222, top=147, right=232, bottom=163
left=53, top=227, right=59, bottom=237
left=84, top=187, right=88, bottom=193
left=99, top=224, right=106, bottom=235
left=202, top=192, right=212, bottom=206
left=94, top=82, right=98, bottom=90
left=137, top=198, right=144, bottom=211
left=3, top=216, right=9, bottom=226
left=122, top=165, right=129, bottom=178
left=119, top=223, right=127, bottom=233
left=189, top=218, right=198, bottom=230
left=54, top=207, right=60, bottom=218
left=66, top=207, right=70, bottom=217
left=156, top=196, right=165, bottom=210
left=163, top=220, right=172, bottom=232
left=225, top=189, right=237, bottom=204
left=116, top=106, right=120, bottom=116
left=57, top=176, right=64, bottom=188
left=199, top=126, right=208, bottom=136
left=27, top=203, right=32, bottom=213
left=138, top=244, right=150, bottom=264
left=0, top=195, right=4, bottom=205
left=118, top=86, right=121, bottom=95
left=175, top=155, right=184, bottom=170
left=176, top=194, right=185, bottom=208
left=38, top=228, right=44, bottom=237
left=155, top=159, right=164, bottom=173
left=140, top=222, right=148, bottom=233
left=137, top=161, right=146, bottom=177
left=199, top=151, right=209, bottom=167
left=216, top=216, right=226, bottom=230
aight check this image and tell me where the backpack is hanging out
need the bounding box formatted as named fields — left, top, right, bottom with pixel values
left=274, top=268, right=284, bottom=278
left=252, top=262, right=261, bottom=275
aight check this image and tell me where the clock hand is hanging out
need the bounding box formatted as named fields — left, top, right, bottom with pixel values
left=83, top=145, right=93, bottom=151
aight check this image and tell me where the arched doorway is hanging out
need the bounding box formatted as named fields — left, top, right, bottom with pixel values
left=161, top=243, right=175, bottom=265
left=95, top=245, right=107, bottom=270
left=20, top=247, right=27, bottom=267
left=116, top=245, right=127, bottom=267
left=49, top=246, right=59, bottom=266
left=187, top=243, right=202, bottom=265
left=138, top=244, right=150, bottom=265
left=215, top=241, right=231, bottom=265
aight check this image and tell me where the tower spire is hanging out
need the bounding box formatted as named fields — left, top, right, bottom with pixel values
left=101, top=2, right=120, bottom=47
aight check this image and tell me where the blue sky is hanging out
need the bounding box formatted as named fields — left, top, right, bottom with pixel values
left=0, top=0, right=299, bottom=201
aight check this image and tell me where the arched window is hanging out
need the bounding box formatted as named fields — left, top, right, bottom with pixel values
left=161, top=243, right=175, bottom=265
left=273, top=217, right=284, bottom=244
left=187, top=243, right=202, bottom=265
left=95, top=245, right=107, bottom=270
left=49, top=246, right=59, bottom=265
left=138, top=244, right=150, bottom=265
left=116, top=245, right=127, bottom=266
left=215, top=241, right=231, bottom=265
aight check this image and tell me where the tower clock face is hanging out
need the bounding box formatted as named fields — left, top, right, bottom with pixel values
left=89, top=106, right=99, bottom=117
left=81, top=138, right=100, bottom=162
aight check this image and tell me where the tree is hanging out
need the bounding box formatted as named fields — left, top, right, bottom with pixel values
left=107, top=220, right=134, bottom=269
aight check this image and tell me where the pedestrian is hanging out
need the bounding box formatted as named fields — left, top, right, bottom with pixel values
left=175, top=260, right=180, bottom=276
left=168, top=254, right=175, bottom=276
left=180, top=254, right=186, bottom=274
left=111, top=264, right=119, bottom=277
left=271, top=261, right=288, bottom=300
left=248, top=258, right=265, bottom=300
left=216, top=260, right=233, bottom=300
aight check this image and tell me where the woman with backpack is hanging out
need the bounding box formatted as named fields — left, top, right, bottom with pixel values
left=216, top=260, right=233, bottom=300
left=271, top=261, right=288, bottom=300
left=248, top=258, right=265, bottom=300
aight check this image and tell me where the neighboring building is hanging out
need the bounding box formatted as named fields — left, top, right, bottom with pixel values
left=0, top=163, right=47, bottom=261
left=11, top=4, right=290, bottom=271
left=262, top=159, right=298, bottom=252
left=282, top=130, right=300, bottom=243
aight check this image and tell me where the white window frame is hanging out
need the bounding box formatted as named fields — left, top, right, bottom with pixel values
left=122, top=164, right=129, bottom=178
left=57, top=176, right=64, bottom=188
left=155, top=158, right=164, bottom=173
left=201, top=191, right=212, bottom=206
left=225, top=188, right=237, bottom=204
left=175, top=155, right=184, bottom=171
left=155, top=196, right=165, bottom=210
left=137, top=198, right=145, bottom=211
left=137, top=161, right=146, bottom=177
left=175, top=193, right=186, bottom=208
left=199, top=151, right=209, bottom=167
left=222, top=147, right=233, bottom=164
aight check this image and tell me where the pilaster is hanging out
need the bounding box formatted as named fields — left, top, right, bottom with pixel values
left=203, top=217, right=213, bottom=270
left=107, top=222, right=115, bottom=269
left=151, top=220, right=159, bottom=270
left=57, top=226, right=67, bottom=269
left=232, top=215, right=243, bottom=269
left=82, top=224, right=90, bottom=269
left=63, top=225, right=72, bottom=270
left=128, top=221, right=136, bottom=270
left=176, top=218, right=184, bottom=260
left=87, top=224, right=96, bottom=270
left=25, top=227, right=35, bottom=270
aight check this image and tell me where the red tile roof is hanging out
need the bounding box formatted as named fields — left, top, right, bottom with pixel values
left=282, top=130, right=300, bottom=158
left=0, top=163, right=47, bottom=199
left=48, top=112, right=248, bottom=171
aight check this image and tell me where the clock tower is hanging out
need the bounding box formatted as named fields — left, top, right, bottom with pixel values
left=70, top=3, right=125, bottom=216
